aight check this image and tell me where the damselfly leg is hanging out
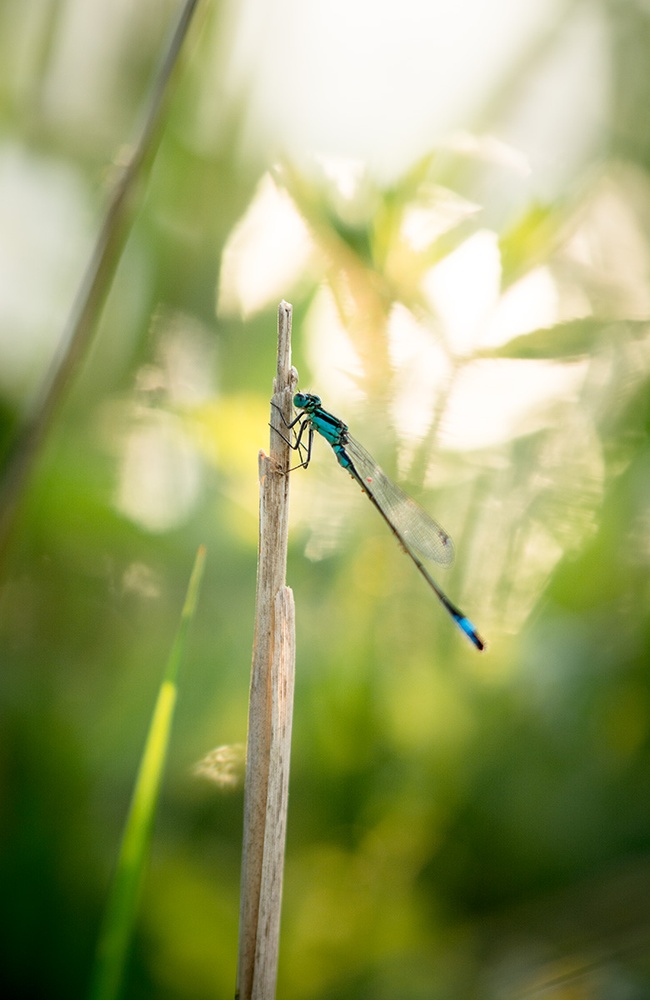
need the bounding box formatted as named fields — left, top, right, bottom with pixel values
left=269, top=400, right=314, bottom=471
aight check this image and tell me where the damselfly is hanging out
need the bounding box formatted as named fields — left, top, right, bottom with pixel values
left=276, top=392, right=485, bottom=651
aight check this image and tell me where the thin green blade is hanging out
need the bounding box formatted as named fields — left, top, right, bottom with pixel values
left=88, top=544, right=207, bottom=1000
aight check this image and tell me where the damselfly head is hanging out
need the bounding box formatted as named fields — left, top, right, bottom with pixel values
left=294, top=392, right=321, bottom=410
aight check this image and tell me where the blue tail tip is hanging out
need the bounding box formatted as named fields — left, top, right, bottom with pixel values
left=456, top=616, right=485, bottom=652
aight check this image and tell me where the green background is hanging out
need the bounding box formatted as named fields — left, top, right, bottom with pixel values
left=2, top=2, right=650, bottom=998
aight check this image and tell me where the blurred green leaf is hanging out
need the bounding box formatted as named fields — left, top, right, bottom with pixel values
left=479, top=318, right=650, bottom=360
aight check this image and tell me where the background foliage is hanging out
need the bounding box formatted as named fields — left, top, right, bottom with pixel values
left=2, top=1, right=650, bottom=998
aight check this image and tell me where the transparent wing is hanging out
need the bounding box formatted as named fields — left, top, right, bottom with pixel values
left=346, top=434, right=454, bottom=565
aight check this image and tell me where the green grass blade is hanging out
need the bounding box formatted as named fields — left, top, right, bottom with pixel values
left=88, top=544, right=207, bottom=1000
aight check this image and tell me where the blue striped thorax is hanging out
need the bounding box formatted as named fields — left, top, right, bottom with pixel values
left=294, top=392, right=349, bottom=453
